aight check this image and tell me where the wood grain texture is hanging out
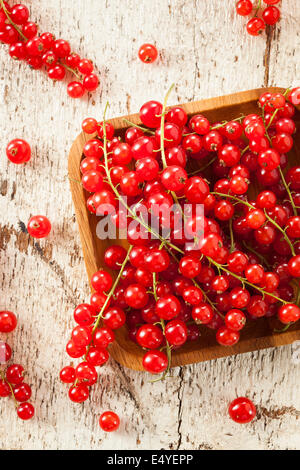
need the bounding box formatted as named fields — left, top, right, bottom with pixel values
left=0, top=0, right=299, bottom=450
left=69, top=87, right=300, bottom=371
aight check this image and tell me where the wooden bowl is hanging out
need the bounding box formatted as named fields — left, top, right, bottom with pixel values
left=68, top=87, right=300, bottom=371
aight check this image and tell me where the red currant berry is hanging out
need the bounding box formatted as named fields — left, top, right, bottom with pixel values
left=246, top=17, right=266, bottom=36
left=86, top=347, right=109, bottom=367
left=13, top=383, right=32, bottom=402
left=94, top=327, right=115, bottom=348
left=83, top=73, right=99, bottom=92
left=165, top=319, right=188, bottom=346
left=67, top=81, right=85, bottom=99
left=17, top=402, right=35, bottom=420
left=6, top=364, right=24, bottom=384
left=262, top=6, right=280, bottom=25
left=68, top=384, right=89, bottom=403
left=229, top=397, right=256, bottom=424
left=6, top=139, right=31, bottom=164
left=0, top=310, right=17, bottom=333
left=10, top=4, right=29, bottom=25
left=136, top=324, right=164, bottom=349
left=99, top=411, right=120, bottom=432
left=60, top=366, right=76, bottom=384
left=75, top=362, right=98, bottom=386
left=278, top=303, right=300, bottom=324
left=138, top=43, right=158, bottom=63
left=142, top=350, right=168, bottom=374
left=236, top=0, right=253, bottom=16
left=216, top=327, right=240, bottom=346
left=155, top=295, right=181, bottom=320
left=225, top=309, right=246, bottom=331
left=27, top=215, right=51, bottom=238
left=103, top=307, right=126, bottom=330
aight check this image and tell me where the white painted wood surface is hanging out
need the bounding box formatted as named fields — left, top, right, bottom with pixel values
left=0, top=0, right=299, bottom=450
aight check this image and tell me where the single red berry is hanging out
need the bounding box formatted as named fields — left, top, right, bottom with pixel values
left=53, top=39, right=71, bottom=58
left=86, top=347, right=109, bottom=367
left=155, top=295, right=181, bottom=320
left=192, top=303, right=214, bottom=324
left=60, top=366, right=76, bottom=384
left=140, top=100, right=163, bottom=128
left=142, top=350, right=168, bottom=374
left=229, top=397, right=256, bottom=424
left=94, top=327, right=115, bottom=348
left=99, top=411, right=120, bottom=432
left=103, top=307, right=126, bottom=330
left=6, top=364, right=24, bottom=385
left=10, top=4, right=29, bottom=25
left=91, top=269, right=113, bottom=293
left=83, top=73, right=99, bottom=92
left=262, top=6, right=280, bottom=25
left=216, top=327, right=240, bottom=346
left=278, top=303, right=300, bottom=324
left=13, top=383, right=32, bottom=402
left=0, top=311, right=17, bottom=333
left=68, top=384, right=89, bottom=403
left=136, top=324, right=164, bottom=349
left=78, top=59, right=94, bottom=75
left=138, top=43, right=158, bottom=63
left=165, top=319, right=188, bottom=346
left=27, top=215, right=51, bottom=238
left=17, top=402, right=35, bottom=420
left=67, top=81, right=85, bottom=98
left=236, top=0, right=253, bottom=16
left=21, top=21, right=38, bottom=40
left=225, top=309, right=246, bottom=331
left=246, top=17, right=266, bottom=36
left=75, top=362, right=98, bottom=386
left=6, top=139, right=31, bottom=164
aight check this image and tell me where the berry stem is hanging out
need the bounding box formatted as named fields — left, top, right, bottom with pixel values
left=122, top=119, right=155, bottom=135
left=212, top=191, right=296, bottom=256
left=62, top=64, right=81, bottom=80
left=242, top=241, right=271, bottom=269
left=278, top=166, right=297, bottom=216
left=206, top=256, right=288, bottom=304
left=188, top=156, right=217, bottom=176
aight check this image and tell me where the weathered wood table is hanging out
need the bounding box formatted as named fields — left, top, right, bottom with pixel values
left=0, top=0, right=299, bottom=450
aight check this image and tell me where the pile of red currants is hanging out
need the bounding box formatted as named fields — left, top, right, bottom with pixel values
left=0, top=1, right=99, bottom=98
left=60, top=86, right=300, bottom=426
left=0, top=310, right=35, bottom=420
left=236, top=0, right=281, bottom=36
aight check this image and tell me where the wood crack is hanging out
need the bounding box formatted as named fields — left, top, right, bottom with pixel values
left=176, top=367, right=184, bottom=450
left=264, top=25, right=273, bottom=87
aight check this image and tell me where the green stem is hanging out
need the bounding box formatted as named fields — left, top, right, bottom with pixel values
left=278, top=166, right=297, bottom=216
left=206, top=256, right=288, bottom=305
left=242, top=241, right=271, bottom=269
left=188, top=156, right=217, bottom=176
left=62, top=64, right=81, bottom=80
left=212, top=191, right=296, bottom=256
left=122, top=118, right=155, bottom=135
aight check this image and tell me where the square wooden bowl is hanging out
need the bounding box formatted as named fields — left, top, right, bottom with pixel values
left=68, top=87, right=300, bottom=370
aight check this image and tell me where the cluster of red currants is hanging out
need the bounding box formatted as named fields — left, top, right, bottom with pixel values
left=0, top=1, right=99, bottom=98
left=0, top=310, right=34, bottom=420
left=236, top=0, right=281, bottom=36
left=60, top=85, right=300, bottom=407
